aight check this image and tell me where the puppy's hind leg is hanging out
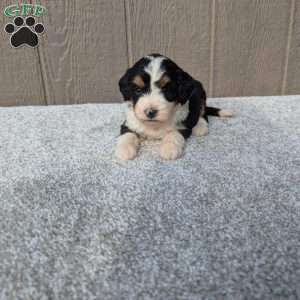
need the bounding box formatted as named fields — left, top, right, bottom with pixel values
left=192, top=117, right=209, bottom=136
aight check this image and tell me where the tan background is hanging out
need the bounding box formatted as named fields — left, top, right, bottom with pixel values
left=0, top=0, right=299, bottom=106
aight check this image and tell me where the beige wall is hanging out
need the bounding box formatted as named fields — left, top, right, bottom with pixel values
left=0, top=0, right=299, bottom=106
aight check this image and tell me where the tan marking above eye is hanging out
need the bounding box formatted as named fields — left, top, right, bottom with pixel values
left=132, top=75, right=145, bottom=88
left=157, top=74, right=171, bottom=88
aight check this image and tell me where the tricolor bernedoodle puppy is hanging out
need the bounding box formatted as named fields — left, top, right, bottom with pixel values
left=116, top=53, right=234, bottom=161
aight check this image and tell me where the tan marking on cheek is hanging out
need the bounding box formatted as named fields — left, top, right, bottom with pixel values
left=132, top=75, right=145, bottom=88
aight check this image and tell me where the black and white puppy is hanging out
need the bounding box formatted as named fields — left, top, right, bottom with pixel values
left=116, top=53, right=233, bottom=160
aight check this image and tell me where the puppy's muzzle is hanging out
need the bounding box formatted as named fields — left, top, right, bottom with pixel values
left=144, top=108, right=158, bottom=120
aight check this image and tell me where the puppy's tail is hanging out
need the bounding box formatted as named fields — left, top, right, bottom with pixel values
left=205, top=106, right=235, bottom=118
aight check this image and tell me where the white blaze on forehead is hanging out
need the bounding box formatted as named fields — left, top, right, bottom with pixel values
left=136, top=55, right=176, bottom=125
left=144, top=56, right=166, bottom=92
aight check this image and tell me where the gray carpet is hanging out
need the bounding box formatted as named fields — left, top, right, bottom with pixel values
left=0, top=96, right=300, bottom=300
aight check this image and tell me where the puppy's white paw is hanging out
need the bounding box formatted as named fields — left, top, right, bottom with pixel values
left=160, top=131, right=185, bottom=160
left=115, top=143, right=138, bottom=161
left=160, top=142, right=183, bottom=160
left=192, top=118, right=209, bottom=136
left=115, top=133, right=139, bottom=161
left=193, top=125, right=209, bottom=136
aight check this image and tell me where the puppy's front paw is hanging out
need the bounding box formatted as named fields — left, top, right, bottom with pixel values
left=160, top=131, right=185, bottom=160
left=160, top=142, right=183, bottom=160
left=115, top=133, right=139, bottom=161
left=115, top=143, right=137, bottom=160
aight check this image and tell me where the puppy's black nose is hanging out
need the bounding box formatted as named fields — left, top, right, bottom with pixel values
left=145, top=108, right=158, bottom=119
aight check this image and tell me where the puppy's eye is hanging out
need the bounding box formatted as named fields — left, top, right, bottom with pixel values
left=135, top=87, right=143, bottom=94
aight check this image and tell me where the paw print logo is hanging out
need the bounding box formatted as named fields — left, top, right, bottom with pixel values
left=4, top=16, right=44, bottom=48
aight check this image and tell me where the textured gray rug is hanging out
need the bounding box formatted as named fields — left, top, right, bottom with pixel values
left=0, top=96, right=300, bottom=300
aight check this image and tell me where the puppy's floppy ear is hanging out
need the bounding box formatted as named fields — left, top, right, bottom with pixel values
left=175, top=68, right=195, bottom=105
left=119, top=68, right=132, bottom=101
left=175, top=67, right=206, bottom=130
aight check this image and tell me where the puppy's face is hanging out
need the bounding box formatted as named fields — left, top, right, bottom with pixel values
left=119, top=55, right=181, bottom=124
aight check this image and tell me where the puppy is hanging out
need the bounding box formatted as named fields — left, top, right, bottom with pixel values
left=115, top=53, right=233, bottom=161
